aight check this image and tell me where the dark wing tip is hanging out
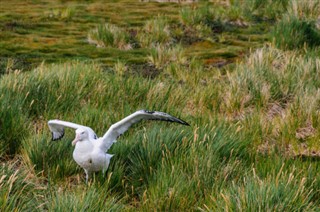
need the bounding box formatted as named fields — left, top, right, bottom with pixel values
left=181, top=120, right=190, bottom=126
left=141, top=109, right=190, bottom=126
left=51, top=129, right=65, bottom=141
left=175, top=117, right=190, bottom=126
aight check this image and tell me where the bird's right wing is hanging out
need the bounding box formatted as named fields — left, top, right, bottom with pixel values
left=100, top=110, right=189, bottom=151
left=48, top=120, right=97, bottom=141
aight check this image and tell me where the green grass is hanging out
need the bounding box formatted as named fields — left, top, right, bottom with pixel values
left=0, top=0, right=269, bottom=72
left=137, top=15, right=172, bottom=48
left=204, top=167, right=316, bottom=211
left=0, top=160, right=44, bottom=211
left=1, top=49, right=320, bottom=210
left=147, top=44, right=186, bottom=69
left=46, top=185, right=123, bottom=211
left=88, top=23, right=132, bottom=50
left=1, top=0, right=320, bottom=211
left=272, top=15, right=320, bottom=50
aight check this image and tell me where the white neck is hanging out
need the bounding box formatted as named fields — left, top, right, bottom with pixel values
left=74, top=139, right=93, bottom=153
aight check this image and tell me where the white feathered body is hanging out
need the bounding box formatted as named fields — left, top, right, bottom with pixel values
left=73, top=138, right=113, bottom=173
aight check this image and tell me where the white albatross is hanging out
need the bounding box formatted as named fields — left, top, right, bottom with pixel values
left=47, top=110, right=189, bottom=183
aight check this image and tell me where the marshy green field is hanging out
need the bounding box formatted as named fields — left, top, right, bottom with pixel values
left=1, top=0, right=320, bottom=211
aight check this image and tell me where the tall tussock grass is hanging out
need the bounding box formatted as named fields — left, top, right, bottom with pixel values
left=88, top=23, right=132, bottom=50
left=0, top=96, right=29, bottom=157
left=272, top=15, right=320, bottom=50
left=180, top=6, right=211, bottom=26
left=287, top=0, right=320, bottom=20
left=147, top=44, right=186, bottom=69
left=224, top=46, right=320, bottom=109
left=244, top=0, right=289, bottom=21
left=204, top=166, right=316, bottom=211
left=22, top=134, right=79, bottom=181
left=0, top=60, right=258, bottom=209
left=46, top=185, right=123, bottom=211
left=2, top=46, right=320, bottom=209
left=0, top=160, right=44, bottom=211
left=137, top=16, right=172, bottom=48
left=179, top=6, right=219, bottom=37
left=223, top=46, right=320, bottom=152
left=272, top=0, right=320, bottom=50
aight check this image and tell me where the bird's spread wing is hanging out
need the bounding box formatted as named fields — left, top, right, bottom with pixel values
left=48, top=120, right=97, bottom=141
left=100, top=110, right=189, bottom=151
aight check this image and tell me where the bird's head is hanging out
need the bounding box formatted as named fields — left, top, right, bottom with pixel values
left=72, top=128, right=89, bottom=146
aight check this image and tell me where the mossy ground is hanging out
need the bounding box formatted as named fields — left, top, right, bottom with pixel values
left=0, top=0, right=268, bottom=71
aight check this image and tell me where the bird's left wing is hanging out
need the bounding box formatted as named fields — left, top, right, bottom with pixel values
left=100, top=110, right=189, bottom=151
left=48, top=120, right=97, bottom=141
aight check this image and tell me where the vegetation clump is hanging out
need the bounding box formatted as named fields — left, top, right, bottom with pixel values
left=137, top=16, right=173, bottom=48
left=88, top=23, right=132, bottom=50
left=272, top=16, right=320, bottom=50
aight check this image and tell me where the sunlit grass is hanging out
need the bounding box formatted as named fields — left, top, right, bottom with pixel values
left=272, top=15, right=320, bottom=50
left=203, top=166, right=316, bottom=211
left=287, top=0, right=320, bottom=20
left=245, top=0, right=289, bottom=21
left=0, top=159, right=44, bottom=211
left=113, top=60, right=128, bottom=76
left=46, top=185, right=123, bottom=211
left=88, top=23, right=132, bottom=50
left=137, top=16, right=172, bottom=48
left=147, top=44, right=187, bottom=69
left=48, top=7, right=76, bottom=21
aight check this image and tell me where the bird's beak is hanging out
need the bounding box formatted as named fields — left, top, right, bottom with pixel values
left=72, top=134, right=80, bottom=146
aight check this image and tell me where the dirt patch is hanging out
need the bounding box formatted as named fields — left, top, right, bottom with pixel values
left=266, top=102, right=285, bottom=121
left=257, top=138, right=320, bottom=161
left=291, top=143, right=320, bottom=161
left=2, top=21, right=35, bottom=32
left=128, top=29, right=139, bottom=48
left=3, top=21, right=20, bottom=31
left=129, top=63, right=161, bottom=79
left=204, top=58, right=233, bottom=68
left=296, top=121, right=316, bottom=140
left=227, top=106, right=254, bottom=122
left=257, top=139, right=276, bottom=155
left=175, top=26, right=203, bottom=45
left=204, top=20, right=225, bottom=33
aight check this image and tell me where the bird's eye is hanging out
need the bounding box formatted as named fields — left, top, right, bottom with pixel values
left=81, top=132, right=85, bottom=134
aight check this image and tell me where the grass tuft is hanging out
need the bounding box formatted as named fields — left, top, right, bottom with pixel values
left=88, top=23, right=132, bottom=50
left=0, top=160, right=44, bottom=211
left=47, top=184, right=123, bottom=211
left=113, top=60, right=128, bottom=76
left=147, top=44, right=186, bottom=69
left=272, top=15, right=320, bottom=50
left=0, top=82, right=29, bottom=156
left=286, top=0, right=320, bottom=20
left=137, top=16, right=172, bottom=48
left=204, top=167, right=316, bottom=211
left=22, top=133, right=79, bottom=181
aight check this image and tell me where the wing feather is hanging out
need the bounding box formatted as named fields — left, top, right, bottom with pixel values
left=47, top=120, right=97, bottom=141
left=101, top=110, right=189, bottom=151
